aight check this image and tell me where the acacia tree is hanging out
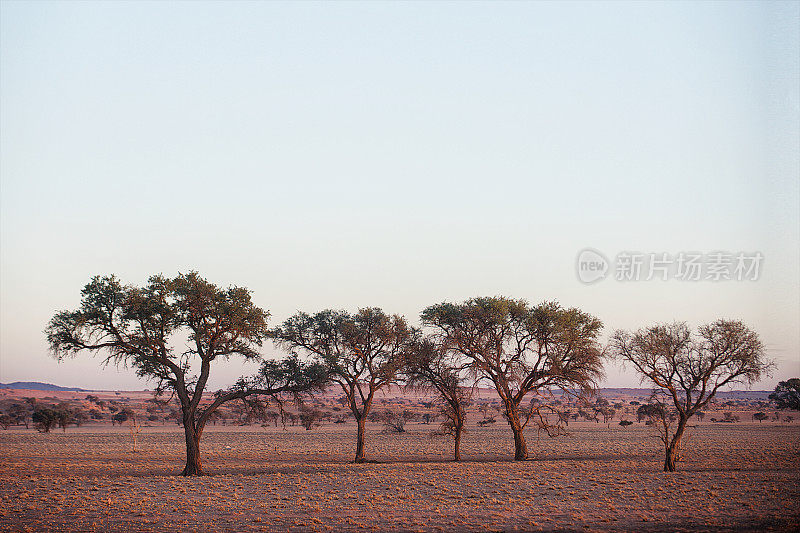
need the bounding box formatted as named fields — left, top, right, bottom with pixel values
left=46, top=272, right=327, bottom=476
left=404, top=336, right=471, bottom=461
left=610, top=320, right=771, bottom=472
left=32, top=407, right=59, bottom=433
left=272, top=308, right=412, bottom=463
left=769, top=378, right=800, bottom=410
left=422, top=297, right=604, bottom=460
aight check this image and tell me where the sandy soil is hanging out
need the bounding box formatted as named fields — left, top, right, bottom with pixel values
left=0, top=420, right=797, bottom=532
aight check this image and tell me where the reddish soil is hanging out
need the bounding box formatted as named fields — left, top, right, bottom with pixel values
left=1, top=418, right=797, bottom=532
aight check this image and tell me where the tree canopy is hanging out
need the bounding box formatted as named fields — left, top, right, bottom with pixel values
left=610, top=320, right=771, bottom=471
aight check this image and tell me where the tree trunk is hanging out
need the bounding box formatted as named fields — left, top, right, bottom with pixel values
left=453, top=421, right=463, bottom=462
left=505, top=406, right=528, bottom=460
left=354, top=416, right=366, bottom=463
left=664, top=416, right=687, bottom=472
left=182, top=412, right=203, bottom=476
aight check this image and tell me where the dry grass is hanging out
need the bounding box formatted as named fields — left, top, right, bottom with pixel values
left=0, top=420, right=798, bottom=532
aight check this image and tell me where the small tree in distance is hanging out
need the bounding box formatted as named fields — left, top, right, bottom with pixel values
left=299, top=407, right=324, bottom=430
left=32, top=407, right=59, bottom=433
left=610, top=320, right=771, bottom=472
left=378, top=409, right=416, bottom=434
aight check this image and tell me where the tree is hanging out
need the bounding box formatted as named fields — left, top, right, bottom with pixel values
left=752, top=412, right=768, bottom=423
left=422, top=298, right=604, bottom=460
left=598, top=406, right=615, bottom=425
left=610, top=320, right=771, bottom=472
left=46, top=272, right=327, bottom=475
left=111, top=407, right=132, bottom=426
left=9, top=404, right=30, bottom=428
left=378, top=409, right=417, bottom=434
left=637, top=403, right=662, bottom=423
left=404, top=336, right=471, bottom=461
left=273, top=308, right=411, bottom=463
left=298, top=406, right=324, bottom=430
left=0, top=414, right=13, bottom=429
left=32, top=407, right=59, bottom=433
left=769, top=378, right=800, bottom=410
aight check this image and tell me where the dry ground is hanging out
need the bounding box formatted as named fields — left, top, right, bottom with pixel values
left=0, top=421, right=797, bottom=532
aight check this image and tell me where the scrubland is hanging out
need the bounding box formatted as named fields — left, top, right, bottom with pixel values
left=1, top=417, right=797, bottom=532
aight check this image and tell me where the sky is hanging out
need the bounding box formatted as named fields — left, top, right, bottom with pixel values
left=1, top=1, right=798, bottom=392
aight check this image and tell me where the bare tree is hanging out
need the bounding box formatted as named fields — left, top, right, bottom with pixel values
left=273, top=308, right=412, bottom=463
left=610, top=320, right=771, bottom=471
left=129, top=413, right=142, bottom=452
left=46, top=272, right=327, bottom=475
left=422, top=298, right=604, bottom=460
left=404, top=337, right=471, bottom=461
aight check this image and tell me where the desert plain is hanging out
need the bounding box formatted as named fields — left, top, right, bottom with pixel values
left=0, top=388, right=797, bottom=532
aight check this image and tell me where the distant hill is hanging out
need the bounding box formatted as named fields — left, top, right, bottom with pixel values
left=597, top=388, right=772, bottom=401
left=0, top=382, right=88, bottom=392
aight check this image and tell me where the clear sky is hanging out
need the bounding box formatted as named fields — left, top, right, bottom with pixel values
left=1, top=1, right=798, bottom=391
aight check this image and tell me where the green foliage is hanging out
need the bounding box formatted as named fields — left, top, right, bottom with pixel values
left=422, top=297, right=604, bottom=396
left=769, top=378, right=800, bottom=410
left=273, top=308, right=411, bottom=382
left=46, top=272, right=270, bottom=392
left=273, top=307, right=411, bottom=405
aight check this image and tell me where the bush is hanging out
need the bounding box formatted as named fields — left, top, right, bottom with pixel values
left=379, top=410, right=416, bottom=433
left=299, top=408, right=324, bottom=431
